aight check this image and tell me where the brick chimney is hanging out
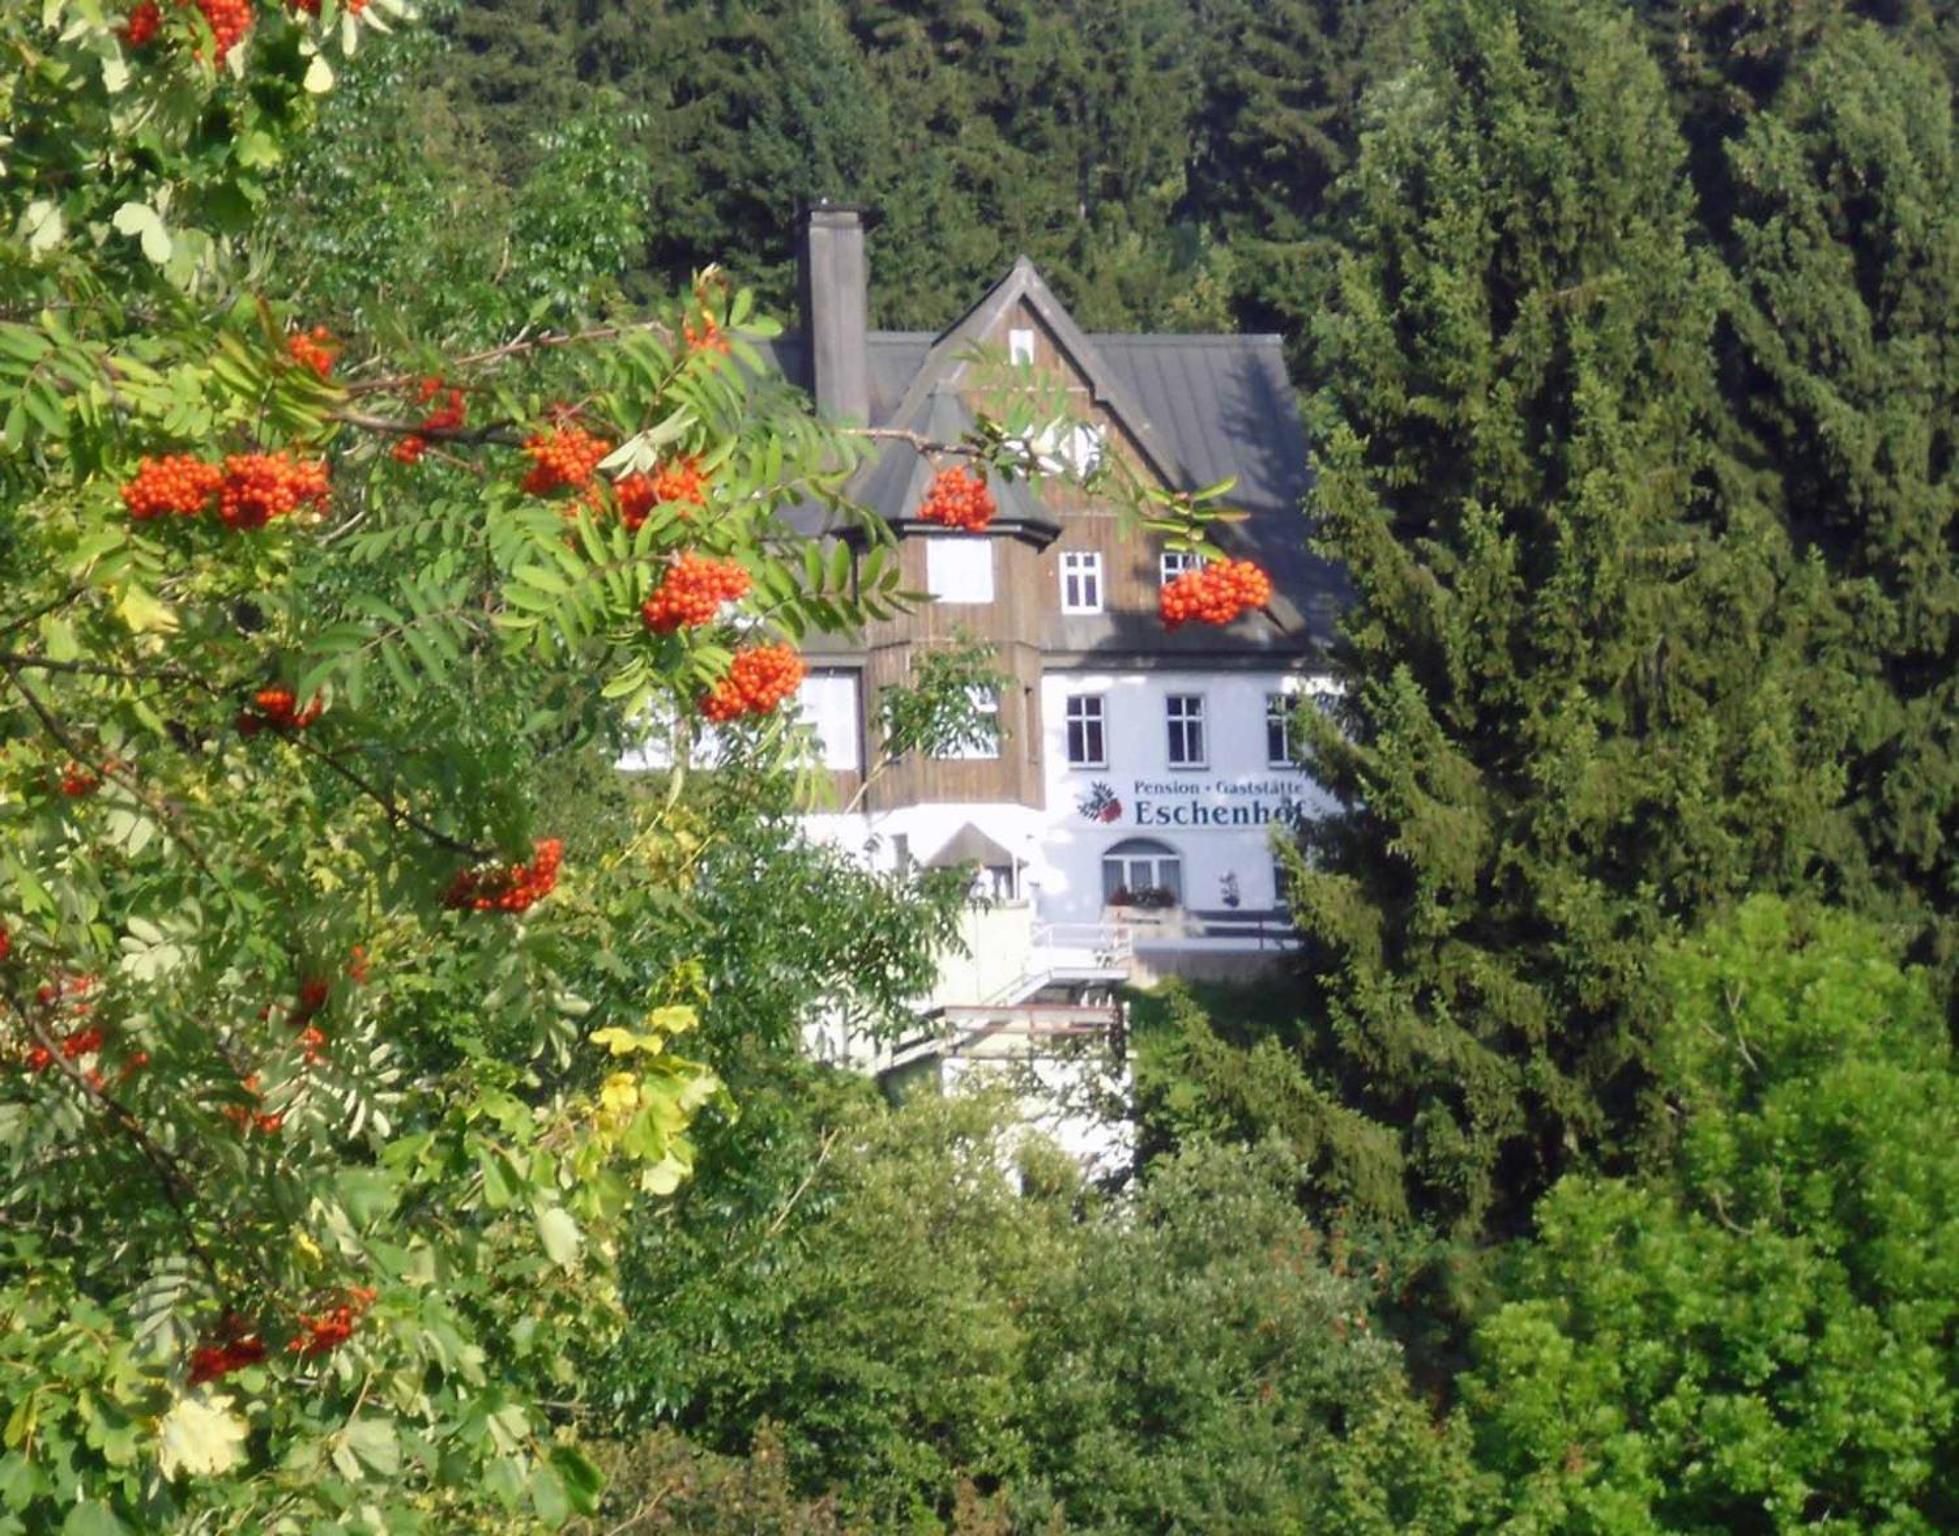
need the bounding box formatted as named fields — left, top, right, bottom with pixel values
left=799, top=203, right=871, bottom=424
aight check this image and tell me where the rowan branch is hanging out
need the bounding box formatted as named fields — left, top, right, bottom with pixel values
left=343, top=318, right=679, bottom=398
left=1, top=981, right=227, bottom=1295
left=4, top=664, right=222, bottom=884
left=281, top=733, right=494, bottom=861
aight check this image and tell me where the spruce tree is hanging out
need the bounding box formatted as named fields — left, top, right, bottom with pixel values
left=1724, top=23, right=1959, bottom=974
left=1285, top=0, right=1835, bottom=1238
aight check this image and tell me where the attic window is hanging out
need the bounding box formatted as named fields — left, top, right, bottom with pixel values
left=1030, top=422, right=1104, bottom=476
left=1009, top=328, right=1036, bottom=365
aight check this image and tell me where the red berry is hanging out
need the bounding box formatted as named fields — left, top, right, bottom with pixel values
left=59, top=762, right=100, bottom=798
left=918, top=465, right=996, bottom=532
left=286, top=326, right=338, bottom=379
left=123, top=2, right=161, bottom=46
left=520, top=426, right=610, bottom=497
left=1158, top=558, right=1272, bottom=630
left=700, top=643, right=805, bottom=723
left=218, top=452, right=330, bottom=530
left=121, top=454, right=223, bottom=519
left=191, top=0, right=252, bottom=57
left=443, top=837, right=564, bottom=914
left=640, top=553, right=750, bottom=633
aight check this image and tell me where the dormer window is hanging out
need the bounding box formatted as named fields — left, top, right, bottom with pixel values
left=1161, top=548, right=1204, bottom=587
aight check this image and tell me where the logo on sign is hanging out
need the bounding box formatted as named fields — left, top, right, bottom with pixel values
left=1076, top=781, right=1124, bottom=824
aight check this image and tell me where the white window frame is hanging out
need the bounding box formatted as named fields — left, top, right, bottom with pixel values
left=797, top=672, right=863, bottom=773
left=1008, top=327, right=1036, bottom=365
left=1265, top=693, right=1296, bottom=768
left=1160, top=548, right=1204, bottom=587
left=924, top=536, right=995, bottom=605
left=1100, top=840, right=1183, bottom=907
left=1064, top=694, right=1106, bottom=768
left=935, top=686, right=1001, bottom=761
left=1059, top=551, right=1104, bottom=615
left=1166, top=693, right=1206, bottom=768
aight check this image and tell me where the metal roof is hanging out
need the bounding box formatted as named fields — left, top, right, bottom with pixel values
left=758, top=264, right=1348, bottom=653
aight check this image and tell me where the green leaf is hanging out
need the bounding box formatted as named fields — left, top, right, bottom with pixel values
left=548, top=1444, right=604, bottom=1515
left=529, top=1464, right=570, bottom=1526
left=60, top=1502, right=128, bottom=1536
left=342, top=1417, right=400, bottom=1478
left=535, top=1205, right=581, bottom=1270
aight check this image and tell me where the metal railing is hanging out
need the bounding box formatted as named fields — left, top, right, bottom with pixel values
left=1028, top=921, right=1134, bottom=968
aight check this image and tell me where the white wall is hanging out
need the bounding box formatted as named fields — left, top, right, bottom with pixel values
left=1033, top=669, right=1335, bottom=924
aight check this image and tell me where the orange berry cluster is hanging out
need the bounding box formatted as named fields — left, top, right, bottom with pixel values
left=219, top=451, right=331, bottom=529
left=683, top=314, right=731, bottom=355
left=220, top=1071, right=281, bottom=1134
left=918, top=465, right=996, bottom=532
left=443, top=837, right=564, bottom=913
left=616, top=456, right=710, bottom=531
left=286, top=326, right=338, bottom=379
left=290, top=1286, right=376, bottom=1358
left=700, top=644, right=805, bottom=723
left=393, top=381, right=466, bottom=464
left=641, top=553, right=750, bottom=633
left=121, top=452, right=329, bottom=528
left=236, top=686, right=324, bottom=738
left=189, top=1320, right=266, bottom=1387
left=1158, top=558, right=1274, bottom=629
left=24, top=1023, right=105, bottom=1076
left=122, top=454, right=225, bottom=519
left=521, top=427, right=611, bottom=497
left=192, top=0, right=252, bottom=56
left=59, top=762, right=100, bottom=798
left=123, top=1, right=161, bottom=46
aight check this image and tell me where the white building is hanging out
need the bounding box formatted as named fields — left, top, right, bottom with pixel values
left=739, top=207, right=1344, bottom=1153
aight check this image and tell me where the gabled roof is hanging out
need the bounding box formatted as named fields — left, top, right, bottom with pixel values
left=924, top=822, right=1018, bottom=871
left=762, top=259, right=1348, bottom=652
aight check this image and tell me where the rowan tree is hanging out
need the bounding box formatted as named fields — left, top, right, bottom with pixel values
left=0, top=5, right=1230, bottom=1528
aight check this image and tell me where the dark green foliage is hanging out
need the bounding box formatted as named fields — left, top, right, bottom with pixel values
left=605, top=1086, right=1471, bottom=1532
left=1014, top=1140, right=1478, bottom=1535
left=1722, top=22, right=1959, bottom=974
left=1286, top=0, right=1840, bottom=1238
left=261, top=21, right=654, bottom=340
left=1464, top=899, right=1959, bottom=1529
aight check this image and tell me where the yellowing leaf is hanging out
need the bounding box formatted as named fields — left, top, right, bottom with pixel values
left=599, top=1073, right=640, bottom=1118
left=589, top=1027, right=645, bottom=1056
left=115, top=584, right=178, bottom=635
left=644, top=1004, right=698, bottom=1036
left=156, top=1392, right=246, bottom=1480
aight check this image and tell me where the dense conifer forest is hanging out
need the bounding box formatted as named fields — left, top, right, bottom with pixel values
left=3, top=0, right=1956, bottom=1529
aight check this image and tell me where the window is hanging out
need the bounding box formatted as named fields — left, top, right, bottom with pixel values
left=797, top=672, right=863, bottom=772
left=1059, top=551, right=1103, bottom=614
left=1272, top=854, right=1293, bottom=908
left=1101, top=838, right=1183, bottom=908
left=1160, top=548, right=1203, bottom=587
left=1065, top=695, right=1106, bottom=767
left=1166, top=694, right=1206, bottom=767
left=935, top=686, right=1000, bottom=760
left=1265, top=693, right=1296, bottom=767
left=925, top=536, right=994, bottom=604
left=1008, top=327, right=1036, bottom=365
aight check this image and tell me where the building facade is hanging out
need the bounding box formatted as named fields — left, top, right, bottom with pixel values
left=777, top=206, right=1345, bottom=986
